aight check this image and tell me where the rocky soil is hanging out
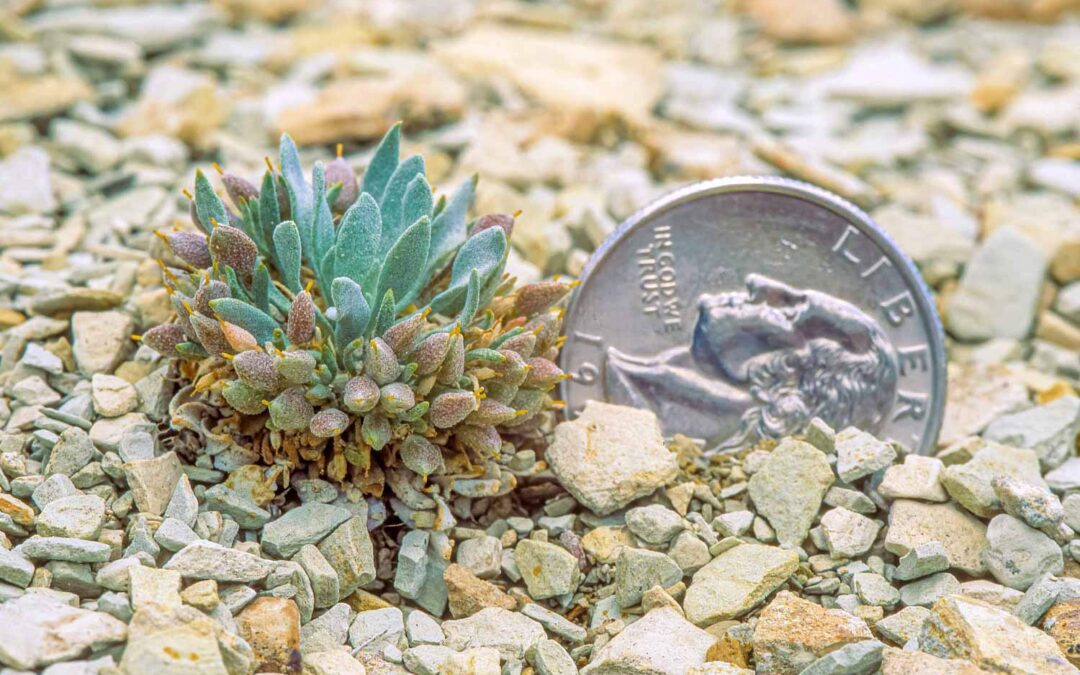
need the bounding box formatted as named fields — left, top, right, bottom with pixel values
left=0, top=0, right=1078, bottom=674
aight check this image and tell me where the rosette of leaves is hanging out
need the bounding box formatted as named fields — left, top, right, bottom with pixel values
left=141, top=124, right=573, bottom=516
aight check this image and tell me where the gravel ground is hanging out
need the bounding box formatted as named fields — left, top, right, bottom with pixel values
left=0, top=0, right=1078, bottom=674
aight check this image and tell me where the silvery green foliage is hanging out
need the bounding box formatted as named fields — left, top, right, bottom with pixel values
left=143, top=126, right=573, bottom=496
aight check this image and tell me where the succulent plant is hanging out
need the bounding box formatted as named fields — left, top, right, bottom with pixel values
left=141, top=124, right=573, bottom=518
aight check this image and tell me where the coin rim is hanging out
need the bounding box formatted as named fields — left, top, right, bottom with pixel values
left=559, top=175, right=948, bottom=454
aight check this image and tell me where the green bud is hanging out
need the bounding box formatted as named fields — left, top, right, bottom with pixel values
left=429, top=390, right=479, bottom=429
left=399, top=434, right=443, bottom=479
left=455, top=424, right=501, bottom=458
left=140, top=323, right=186, bottom=356
left=344, top=376, right=380, bottom=413
left=436, top=332, right=465, bottom=386
left=361, top=413, right=391, bottom=451
left=414, top=331, right=451, bottom=376
left=222, top=380, right=267, bottom=415
left=209, top=224, right=258, bottom=276
left=287, top=290, right=316, bottom=345
left=232, top=350, right=281, bottom=391
left=504, top=388, right=546, bottom=427
left=379, top=382, right=415, bottom=415
left=465, top=398, right=521, bottom=426
left=275, top=349, right=317, bottom=384
left=364, top=338, right=400, bottom=385
left=498, top=349, right=529, bottom=387
left=268, top=387, right=314, bottom=431
left=310, top=408, right=350, bottom=438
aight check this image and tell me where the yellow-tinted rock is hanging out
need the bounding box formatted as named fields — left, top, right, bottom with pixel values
left=1044, top=598, right=1080, bottom=667
left=235, top=597, right=301, bottom=673
left=752, top=591, right=872, bottom=674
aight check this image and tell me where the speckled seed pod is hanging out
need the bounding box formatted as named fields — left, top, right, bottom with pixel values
left=472, top=213, right=515, bottom=239
left=165, top=231, right=212, bottom=268
left=382, top=312, right=427, bottom=356
left=465, top=398, right=520, bottom=426
left=275, top=350, right=317, bottom=384
left=190, top=313, right=231, bottom=356
left=310, top=408, right=349, bottom=438
left=364, top=338, right=400, bottom=385
left=379, top=382, right=415, bottom=415
left=170, top=294, right=198, bottom=341
left=527, top=310, right=563, bottom=352
left=429, top=390, right=479, bottom=429
left=221, top=172, right=259, bottom=209
left=209, top=225, right=258, bottom=276
left=361, top=413, right=391, bottom=451
left=222, top=380, right=267, bottom=415
left=343, top=376, right=380, bottom=413
left=220, top=321, right=259, bottom=353
left=523, top=357, right=566, bottom=389
left=498, top=349, right=529, bottom=388
left=325, top=156, right=358, bottom=212
left=268, top=387, right=315, bottom=431
left=414, top=332, right=451, bottom=376
left=436, top=333, right=465, bottom=386
left=455, top=424, right=501, bottom=457
left=232, top=350, right=280, bottom=391
left=506, top=388, right=546, bottom=426
left=194, top=280, right=231, bottom=316
left=287, top=291, right=316, bottom=345
left=400, top=434, right=444, bottom=479
left=141, top=323, right=186, bottom=356
left=499, top=332, right=537, bottom=359
left=512, top=280, right=574, bottom=317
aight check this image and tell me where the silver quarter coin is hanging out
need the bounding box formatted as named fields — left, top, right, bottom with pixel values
left=559, top=176, right=946, bottom=455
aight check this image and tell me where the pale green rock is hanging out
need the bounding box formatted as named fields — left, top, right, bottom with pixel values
left=614, top=548, right=682, bottom=608
left=941, top=440, right=1045, bottom=518
left=261, top=503, right=351, bottom=558
left=515, top=539, right=582, bottom=600
left=747, top=438, right=834, bottom=547
left=683, top=543, right=799, bottom=625
left=317, top=514, right=375, bottom=600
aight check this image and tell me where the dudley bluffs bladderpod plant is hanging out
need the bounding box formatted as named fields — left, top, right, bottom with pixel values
left=139, top=124, right=573, bottom=523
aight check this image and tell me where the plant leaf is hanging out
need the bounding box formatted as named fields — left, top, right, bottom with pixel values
left=369, top=288, right=396, bottom=338
left=458, top=269, right=481, bottom=328
left=331, top=278, right=369, bottom=348
left=375, top=215, right=430, bottom=312
left=427, top=175, right=476, bottom=278
left=209, top=298, right=278, bottom=346
left=401, top=175, right=433, bottom=237
left=429, top=227, right=506, bottom=316
left=311, top=161, right=335, bottom=272
left=259, top=170, right=281, bottom=263
left=194, top=169, right=228, bottom=232
left=361, top=122, right=401, bottom=201
left=279, top=134, right=313, bottom=258
left=252, top=263, right=270, bottom=314
left=273, top=221, right=303, bottom=293
left=335, top=193, right=382, bottom=287
left=377, top=155, right=425, bottom=257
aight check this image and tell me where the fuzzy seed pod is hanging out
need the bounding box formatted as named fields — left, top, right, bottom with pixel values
left=499, top=332, right=536, bottom=359
left=382, top=312, right=427, bottom=356
left=165, top=231, right=212, bottom=268
left=523, top=357, right=567, bottom=389
left=268, top=387, right=315, bottom=431
left=455, top=424, right=501, bottom=458
left=414, top=332, right=451, bottom=376
left=190, top=313, right=231, bottom=356
left=429, top=390, right=479, bottom=429
left=498, top=349, right=529, bottom=388
left=513, top=280, right=574, bottom=317
left=379, top=382, right=415, bottom=415
left=400, top=434, right=443, bottom=479
left=527, top=310, right=563, bottom=351
left=220, top=321, right=259, bottom=353
left=343, top=376, right=380, bottom=413
left=189, top=200, right=205, bottom=232
left=170, top=294, right=198, bottom=341
left=465, top=398, right=520, bottom=426
left=310, top=408, right=349, bottom=438
left=436, top=332, right=465, bottom=385
left=505, top=387, right=546, bottom=426
left=222, top=172, right=259, bottom=209
left=222, top=380, right=267, bottom=415
left=209, top=225, right=258, bottom=276
left=275, top=350, right=316, bottom=384
left=472, top=213, right=514, bottom=239
left=361, top=413, right=391, bottom=451
left=141, top=323, right=186, bottom=356
left=287, top=291, right=316, bottom=345
left=325, top=156, right=358, bottom=211
left=233, top=350, right=281, bottom=391
left=194, top=280, right=231, bottom=316
left=364, top=338, right=400, bottom=385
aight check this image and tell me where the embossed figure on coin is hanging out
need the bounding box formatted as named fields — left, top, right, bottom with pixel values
left=605, top=273, right=898, bottom=449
